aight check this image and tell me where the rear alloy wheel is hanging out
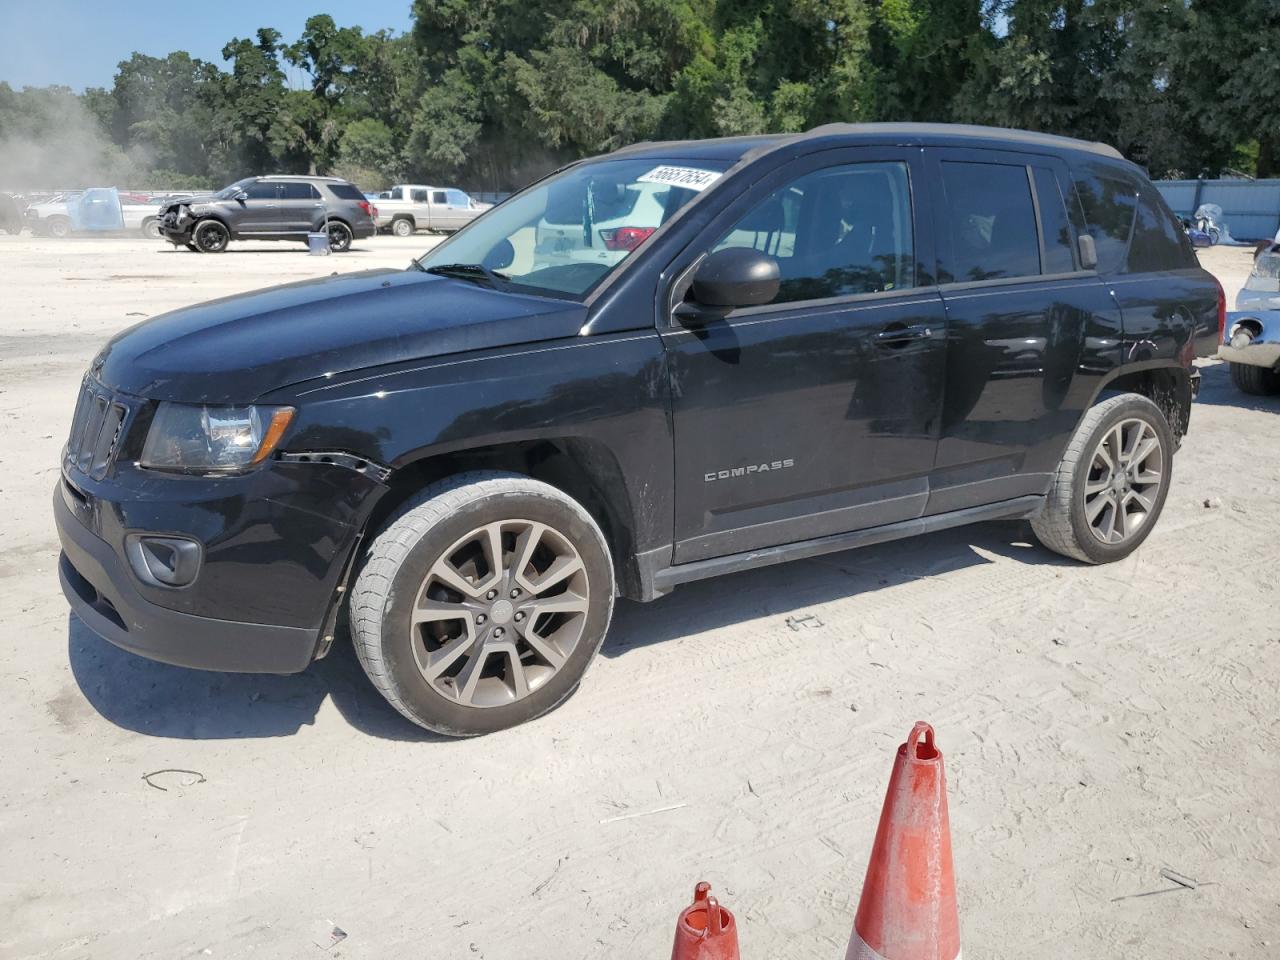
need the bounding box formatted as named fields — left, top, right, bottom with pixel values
left=1229, top=361, right=1280, bottom=396
left=193, top=219, right=229, bottom=253
left=350, top=472, right=614, bottom=736
left=327, top=220, right=353, bottom=252
left=1032, top=393, right=1173, bottom=564
left=47, top=216, right=72, bottom=239
left=391, top=217, right=414, bottom=238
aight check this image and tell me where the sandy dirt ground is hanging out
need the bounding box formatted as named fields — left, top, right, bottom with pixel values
left=0, top=235, right=1276, bottom=960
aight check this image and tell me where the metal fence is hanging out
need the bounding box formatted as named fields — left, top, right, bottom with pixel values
left=1153, top=179, right=1280, bottom=241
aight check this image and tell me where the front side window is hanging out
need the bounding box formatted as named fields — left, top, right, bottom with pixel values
left=711, top=161, right=916, bottom=304
left=243, top=181, right=280, bottom=201
left=940, top=161, right=1040, bottom=282
left=432, top=191, right=448, bottom=204
left=415, top=156, right=730, bottom=300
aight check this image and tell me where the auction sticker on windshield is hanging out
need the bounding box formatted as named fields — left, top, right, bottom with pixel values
left=637, top=166, right=722, bottom=191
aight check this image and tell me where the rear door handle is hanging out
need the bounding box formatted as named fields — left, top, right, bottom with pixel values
left=875, top=323, right=933, bottom=347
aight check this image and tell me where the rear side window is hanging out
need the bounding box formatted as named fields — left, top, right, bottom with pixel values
left=410, top=188, right=430, bottom=203
left=1032, top=167, right=1076, bottom=274
left=243, top=182, right=279, bottom=200
left=1126, top=184, right=1196, bottom=272
left=281, top=182, right=320, bottom=200
left=1072, top=168, right=1138, bottom=273
left=325, top=182, right=364, bottom=201
left=939, top=161, right=1040, bottom=282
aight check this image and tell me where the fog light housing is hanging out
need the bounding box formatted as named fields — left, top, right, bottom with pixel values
left=125, top=534, right=202, bottom=588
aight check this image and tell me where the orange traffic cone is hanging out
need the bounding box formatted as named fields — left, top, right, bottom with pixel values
left=671, top=881, right=740, bottom=960
left=846, top=722, right=960, bottom=960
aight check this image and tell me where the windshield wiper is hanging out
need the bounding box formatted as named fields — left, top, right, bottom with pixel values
left=421, top=262, right=509, bottom=288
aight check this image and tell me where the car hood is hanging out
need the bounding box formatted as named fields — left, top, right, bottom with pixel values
left=92, top=268, right=588, bottom=402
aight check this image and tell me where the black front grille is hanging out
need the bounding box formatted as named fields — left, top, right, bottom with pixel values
left=66, top=380, right=133, bottom=480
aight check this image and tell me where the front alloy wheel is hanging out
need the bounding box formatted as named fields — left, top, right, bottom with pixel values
left=412, top=520, right=590, bottom=707
left=193, top=219, right=229, bottom=253
left=350, top=472, right=615, bottom=736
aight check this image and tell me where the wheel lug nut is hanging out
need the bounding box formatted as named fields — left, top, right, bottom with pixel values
left=515, top=612, right=525, bottom=622
left=493, top=627, right=504, bottom=637
left=476, top=614, right=486, bottom=624
left=510, top=588, right=520, bottom=598
left=486, top=589, right=497, bottom=600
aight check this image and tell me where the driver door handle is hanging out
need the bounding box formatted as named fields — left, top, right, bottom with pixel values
left=875, top=323, right=932, bottom=347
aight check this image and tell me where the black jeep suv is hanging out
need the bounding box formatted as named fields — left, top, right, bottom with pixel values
left=57, top=123, right=1222, bottom=735
left=159, top=175, right=377, bottom=253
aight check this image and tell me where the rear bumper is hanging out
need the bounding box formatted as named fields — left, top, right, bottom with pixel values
left=1218, top=342, right=1280, bottom=369
left=1219, top=310, right=1280, bottom=369
left=55, top=484, right=319, bottom=673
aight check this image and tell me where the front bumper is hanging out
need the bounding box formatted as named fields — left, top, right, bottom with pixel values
left=55, top=483, right=319, bottom=673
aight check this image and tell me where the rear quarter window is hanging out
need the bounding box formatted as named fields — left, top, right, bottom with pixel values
left=325, top=183, right=365, bottom=201
left=1126, top=183, right=1197, bottom=272
left=1071, top=167, right=1138, bottom=274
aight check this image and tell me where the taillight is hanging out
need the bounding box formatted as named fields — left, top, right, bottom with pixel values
left=1215, top=276, right=1227, bottom=342
left=358, top=200, right=374, bottom=218
left=599, top=226, right=656, bottom=252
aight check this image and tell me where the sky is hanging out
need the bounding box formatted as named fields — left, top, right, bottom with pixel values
left=0, top=0, right=414, bottom=92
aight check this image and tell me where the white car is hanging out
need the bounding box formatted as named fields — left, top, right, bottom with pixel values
left=24, top=191, right=163, bottom=238
left=533, top=180, right=671, bottom=269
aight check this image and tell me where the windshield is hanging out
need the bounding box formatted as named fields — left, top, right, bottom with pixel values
left=414, top=157, right=732, bottom=300
left=213, top=179, right=252, bottom=200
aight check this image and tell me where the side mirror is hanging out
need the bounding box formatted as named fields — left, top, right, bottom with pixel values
left=1077, top=234, right=1098, bottom=271
left=689, top=247, right=781, bottom=310
left=235, top=191, right=249, bottom=202
left=483, top=238, right=515, bottom=271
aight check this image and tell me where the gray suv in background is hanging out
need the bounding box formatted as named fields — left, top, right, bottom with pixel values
left=159, top=175, right=377, bottom=253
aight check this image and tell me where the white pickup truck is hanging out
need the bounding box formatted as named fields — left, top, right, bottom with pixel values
left=374, top=185, right=492, bottom=236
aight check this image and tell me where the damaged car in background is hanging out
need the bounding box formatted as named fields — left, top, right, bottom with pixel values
left=159, top=175, right=376, bottom=253
left=1220, top=247, right=1280, bottom=395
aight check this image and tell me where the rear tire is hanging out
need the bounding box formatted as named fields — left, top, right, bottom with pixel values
left=391, top=217, right=414, bottom=238
left=350, top=472, right=615, bottom=736
left=192, top=219, right=229, bottom=253
left=327, top=220, right=353, bottom=252
left=1031, top=394, right=1173, bottom=564
left=1229, top=361, right=1280, bottom=396
left=47, top=216, right=71, bottom=239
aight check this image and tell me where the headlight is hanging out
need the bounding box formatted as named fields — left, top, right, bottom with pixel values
left=140, top=403, right=295, bottom=473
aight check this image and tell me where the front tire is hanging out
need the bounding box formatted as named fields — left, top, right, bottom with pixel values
left=141, top=218, right=162, bottom=239
left=1032, top=394, right=1173, bottom=564
left=47, top=216, right=71, bottom=239
left=350, top=472, right=615, bottom=736
left=1229, top=361, right=1280, bottom=396
left=192, top=219, right=229, bottom=253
